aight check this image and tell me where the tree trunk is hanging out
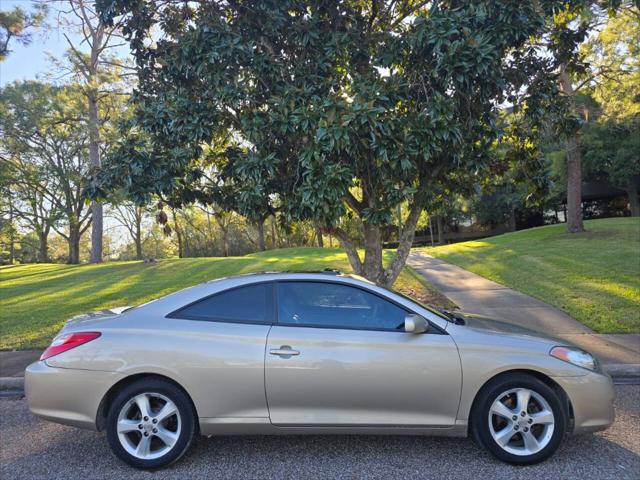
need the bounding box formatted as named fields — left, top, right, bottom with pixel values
left=8, top=202, right=15, bottom=264
left=330, top=227, right=363, bottom=276
left=565, top=134, right=584, bottom=232
left=256, top=219, right=266, bottom=251
left=38, top=230, right=48, bottom=263
left=183, top=234, right=190, bottom=257
left=271, top=217, right=277, bottom=249
left=88, top=93, right=103, bottom=262
left=134, top=222, right=143, bottom=260
left=90, top=202, right=103, bottom=261
left=437, top=216, right=444, bottom=245
left=135, top=237, right=143, bottom=260
left=334, top=192, right=425, bottom=288
left=176, top=231, right=183, bottom=258
left=428, top=215, right=434, bottom=247
left=171, top=210, right=183, bottom=258
left=627, top=182, right=640, bottom=217
left=205, top=210, right=215, bottom=255
left=315, top=222, right=324, bottom=248
left=381, top=192, right=426, bottom=288
left=558, top=67, right=584, bottom=233
left=396, top=205, right=402, bottom=242
left=362, top=224, right=384, bottom=284
left=213, top=214, right=230, bottom=256
left=221, top=230, right=229, bottom=257
left=68, top=224, right=81, bottom=264
left=507, top=208, right=517, bottom=232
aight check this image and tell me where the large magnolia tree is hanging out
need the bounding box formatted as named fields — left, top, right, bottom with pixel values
left=93, top=0, right=564, bottom=286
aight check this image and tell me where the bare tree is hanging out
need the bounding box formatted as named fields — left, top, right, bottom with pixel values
left=109, top=203, right=147, bottom=260
left=198, top=207, right=236, bottom=257
left=4, top=164, right=61, bottom=262
left=55, top=0, right=131, bottom=262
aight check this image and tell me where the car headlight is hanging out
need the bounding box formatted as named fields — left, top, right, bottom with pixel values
left=550, top=346, right=597, bottom=371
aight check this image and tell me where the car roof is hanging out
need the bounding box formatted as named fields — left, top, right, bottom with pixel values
left=134, top=271, right=375, bottom=316
left=205, top=270, right=373, bottom=284
left=126, top=270, right=450, bottom=331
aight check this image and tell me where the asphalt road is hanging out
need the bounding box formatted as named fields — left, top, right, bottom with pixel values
left=1, top=385, right=639, bottom=480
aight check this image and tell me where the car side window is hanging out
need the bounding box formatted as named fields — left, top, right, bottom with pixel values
left=170, top=283, right=274, bottom=324
left=277, top=281, right=407, bottom=331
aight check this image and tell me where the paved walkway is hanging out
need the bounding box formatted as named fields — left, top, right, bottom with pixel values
left=408, top=252, right=640, bottom=366
left=0, top=351, right=41, bottom=378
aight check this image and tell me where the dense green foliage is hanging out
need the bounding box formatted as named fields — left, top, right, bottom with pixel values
left=0, top=77, right=132, bottom=264
left=0, top=82, right=93, bottom=264
left=543, top=5, right=640, bottom=216
left=466, top=3, right=640, bottom=228
left=422, top=217, right=640, bottom=333
left=581, top=6, right=640, bottom=211
left=0, top=247, right=450, bottom=350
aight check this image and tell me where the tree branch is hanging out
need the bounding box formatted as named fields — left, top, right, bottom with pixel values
left=382, top=189, right=426, bottom=287
left=324, top=225, right=363, bottom=275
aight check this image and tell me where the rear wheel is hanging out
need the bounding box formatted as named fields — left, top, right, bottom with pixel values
left=471, top=373, right=566, bottom=465
left=106, top=378, right=197, bottom=469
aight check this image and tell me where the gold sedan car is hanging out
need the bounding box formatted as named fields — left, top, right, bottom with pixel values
left=26, top=272, right=614, bottom=469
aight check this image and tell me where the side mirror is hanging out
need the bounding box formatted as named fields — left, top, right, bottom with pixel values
left=404, top=314, right=429, bottom=334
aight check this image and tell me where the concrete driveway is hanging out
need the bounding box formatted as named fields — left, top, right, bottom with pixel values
left=1, top=385, right=638, bottom=480
left=408, top=253, right=640, bottom=367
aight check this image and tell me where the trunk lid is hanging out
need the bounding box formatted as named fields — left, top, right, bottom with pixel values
left=59, top=306, right=132, bottom=334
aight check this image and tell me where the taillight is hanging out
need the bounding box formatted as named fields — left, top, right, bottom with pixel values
left=40, top=332, right=101, bottom=361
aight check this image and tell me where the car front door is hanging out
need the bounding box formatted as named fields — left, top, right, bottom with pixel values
left=265, top=280, right=462, bottom=427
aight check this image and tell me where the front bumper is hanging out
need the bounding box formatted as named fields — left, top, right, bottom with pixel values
left=25, top=361, right=123, bottom=430
left=553, top=371, right=615, bottom=434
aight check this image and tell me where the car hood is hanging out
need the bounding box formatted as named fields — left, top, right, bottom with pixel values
left=457, top=312, right=565, bottom=345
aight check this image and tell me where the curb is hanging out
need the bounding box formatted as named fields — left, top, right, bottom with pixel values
left=0, top=377, right=24, bottom=391
left=1, top=365, right=639, bottom=394
left=604, top=363, right=640, bottom=377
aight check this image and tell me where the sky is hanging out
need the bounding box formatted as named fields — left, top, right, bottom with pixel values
left=0, top=0, right=131, bottom=86
left=2, top=0, right=69, bottom=85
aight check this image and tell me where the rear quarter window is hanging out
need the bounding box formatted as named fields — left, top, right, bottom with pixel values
left=168, top=282, right=274, bottom=324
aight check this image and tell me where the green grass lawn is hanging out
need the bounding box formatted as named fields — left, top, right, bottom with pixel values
left=420, top=217, right=640, bottom=333
left=0, top=247, right=451, bottom=350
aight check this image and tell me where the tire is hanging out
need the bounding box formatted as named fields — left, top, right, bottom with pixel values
left=471, top=373, right=567, bottom=465
left=106, top=377, right=197, bottom=469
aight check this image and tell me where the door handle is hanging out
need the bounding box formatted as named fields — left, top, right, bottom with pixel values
left=269, top=346, right=300, bottom=357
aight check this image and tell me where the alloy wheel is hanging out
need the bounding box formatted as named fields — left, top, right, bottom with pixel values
left=116, top=392, right=182, bottom=460
left=487, top=387, right=555, bottom=456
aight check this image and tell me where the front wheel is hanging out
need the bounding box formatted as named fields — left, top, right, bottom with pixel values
left=471, top=373, right=567, bottom=465
left=106, top=378, right=197, bottom=469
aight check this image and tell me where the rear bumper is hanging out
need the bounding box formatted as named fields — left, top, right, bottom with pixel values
left=25, top=361, right=123, bottom=430
left=553, top=371, right=615, bottom=434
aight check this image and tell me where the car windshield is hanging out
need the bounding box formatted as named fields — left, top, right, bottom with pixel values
left=391, top=289, right=453, bottom=322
